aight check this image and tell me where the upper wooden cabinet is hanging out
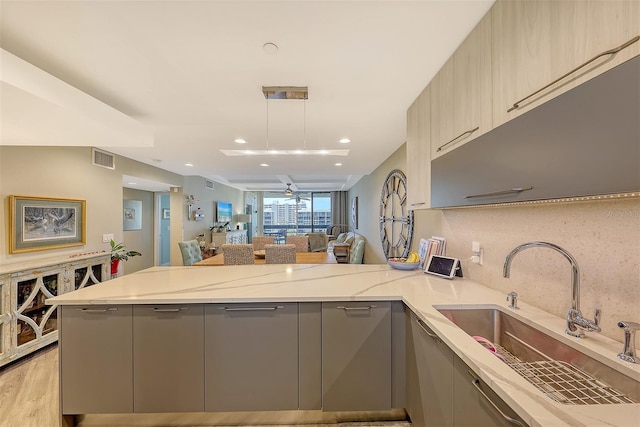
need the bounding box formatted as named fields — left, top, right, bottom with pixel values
left=492, top=0, right=640, bottom=128
left=431, top=12, right=492, bottom=160
left=406, top=85, right=431, bottom=210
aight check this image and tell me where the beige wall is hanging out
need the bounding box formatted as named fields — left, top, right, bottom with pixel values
left=181, top=175, right=245, bottom=246
left=0, top=146, right=182, bottom=267
left=122, top=187, right=155, bottom=274
left=439, top=197, right=640, bottom=343
left=348, top=143, right=441, bottom=264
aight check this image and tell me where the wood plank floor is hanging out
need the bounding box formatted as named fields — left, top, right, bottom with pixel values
left=0, top=345, right=411, bottom=427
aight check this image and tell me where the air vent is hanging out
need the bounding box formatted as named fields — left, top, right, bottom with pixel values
left=205, top=179, right=214, bottom=190
left=92, top=148, right=115, bottom=170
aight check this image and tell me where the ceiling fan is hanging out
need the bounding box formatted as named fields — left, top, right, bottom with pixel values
left=284, top=183, right=294, bottom=196
left=283, top=183, right=310, bottom=203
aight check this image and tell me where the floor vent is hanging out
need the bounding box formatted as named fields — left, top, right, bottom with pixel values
left=92, top=148, right=115, bottom=170
left=205, top=179, right=214, bottom=190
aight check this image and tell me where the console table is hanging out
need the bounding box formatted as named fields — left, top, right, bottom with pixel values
left=0, top=252, right=110, bottom=367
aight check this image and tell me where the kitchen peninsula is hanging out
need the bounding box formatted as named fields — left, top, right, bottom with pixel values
left=49, top=265, right=640, bottom=427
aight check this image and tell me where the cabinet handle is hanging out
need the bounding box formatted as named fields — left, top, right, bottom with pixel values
left=336, top=305, right=377, bottom=311
left=465, top=187, right=533, bottom=199
left=76, top=307, right=117, bottom=313
left=416, top=319, right=439, bottom=341
left=219, top=306, right=284, bottom=311
left=468, top=371, right=526, bottom=427
left=507, top=35, right=640, bottom=113
left=410, top=202, right=426, bottom=206
left=436, top=127, right=480, bottom=152
left=152, top=307, right=188, bottom=313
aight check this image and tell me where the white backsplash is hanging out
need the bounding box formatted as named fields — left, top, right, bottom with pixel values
left=438, top=197, right=640, bottom=344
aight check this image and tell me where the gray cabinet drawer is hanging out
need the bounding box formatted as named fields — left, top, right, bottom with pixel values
left=133, top=304, right=204, bottom=413
left=204, top=303, right=299, bottom=411
left=60, top=305, right=133, bottom=414
left=322, top=301, right=392, bottom=411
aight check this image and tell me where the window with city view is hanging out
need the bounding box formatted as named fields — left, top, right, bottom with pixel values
left=263, top=192, right=331, bottom=243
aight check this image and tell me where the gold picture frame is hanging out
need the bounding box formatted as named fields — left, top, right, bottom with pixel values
left=9, top=195, right=86, bottom=254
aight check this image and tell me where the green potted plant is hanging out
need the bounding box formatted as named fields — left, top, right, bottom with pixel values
left=110, top=239, right=142, bottom=275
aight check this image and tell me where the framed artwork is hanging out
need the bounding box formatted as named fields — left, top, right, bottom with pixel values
left=123, top=200, right=142, bottom=230
left=162, top=208, right=170, bottom=219
left=9, top=195, right=86, bottom=254
left=351, top=196, right=359, bottom=229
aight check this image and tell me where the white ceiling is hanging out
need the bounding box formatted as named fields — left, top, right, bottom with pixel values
left=0, top=0, right=494, bottom=193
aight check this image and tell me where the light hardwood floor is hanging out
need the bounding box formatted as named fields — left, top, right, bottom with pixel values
left=0, top=345, right=410, bottom=427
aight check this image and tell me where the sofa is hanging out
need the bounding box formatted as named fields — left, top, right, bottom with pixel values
left=328, top=231, right=366, bottom=264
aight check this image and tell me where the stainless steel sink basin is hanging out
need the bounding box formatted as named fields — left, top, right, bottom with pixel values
left=436, top=306, right=639, bottom=405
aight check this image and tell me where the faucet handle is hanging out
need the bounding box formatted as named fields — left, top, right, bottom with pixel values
left=594, top=308, right=601, bottom=327
left=506, top=291, right=519, bottom=309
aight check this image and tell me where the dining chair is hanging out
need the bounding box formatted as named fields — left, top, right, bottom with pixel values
left=178, top=240, right=203, bottom=266
left=286, top=235, right=309, bottom=253
left=222, top=244, right=255, bottom=265
left=252, top=236, right=275, bottom=251
left=265, top=244, right=296, bottom=264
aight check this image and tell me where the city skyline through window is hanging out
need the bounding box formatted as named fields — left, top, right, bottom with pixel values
left=263, top=192, right=331, bottom=241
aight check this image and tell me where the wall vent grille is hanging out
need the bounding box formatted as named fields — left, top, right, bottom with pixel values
left=92, top=148, right=115, bottom=170
left=205, top=179, right=214, bottom=190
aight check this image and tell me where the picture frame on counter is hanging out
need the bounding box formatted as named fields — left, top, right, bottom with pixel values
left=9, top=195, right=86, bottom=253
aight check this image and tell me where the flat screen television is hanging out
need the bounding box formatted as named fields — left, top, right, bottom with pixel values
left=216, top=201, right=232, bottom=223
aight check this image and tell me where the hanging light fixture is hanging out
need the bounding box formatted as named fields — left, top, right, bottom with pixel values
left=220, top=86, right=349, bottom=157
left=284, top=183, right=294, bottom=196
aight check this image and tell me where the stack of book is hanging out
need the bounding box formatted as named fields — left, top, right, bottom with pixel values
left=417, top=236, right=447, bottom=269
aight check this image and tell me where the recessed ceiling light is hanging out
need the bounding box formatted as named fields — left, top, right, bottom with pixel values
left=128, top=182, right=137, bottom=185
left=260, top=163, right=269, bottom=167
left=334, top=163, right=342, bottom=166
left=339, top=138, right=351, bottom=144
left=185, top=163, right=194, bottom=167
left=234, top=138, right=247, bottom=144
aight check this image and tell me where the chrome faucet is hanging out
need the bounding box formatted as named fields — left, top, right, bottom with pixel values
left=617, top=321, right=639, bottom=364
left=503, top=241, right=601, bottom=338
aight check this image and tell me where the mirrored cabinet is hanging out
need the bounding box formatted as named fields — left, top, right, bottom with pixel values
left=0, top=252, right=110, bottom=367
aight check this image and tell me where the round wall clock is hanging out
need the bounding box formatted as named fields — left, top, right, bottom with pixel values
left=379, top=169, right=414, bottom=259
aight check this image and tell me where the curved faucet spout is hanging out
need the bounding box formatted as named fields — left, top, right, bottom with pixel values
left=503, top=241, right=600, bottom=338
left=503, top=241, right=580, bottom=311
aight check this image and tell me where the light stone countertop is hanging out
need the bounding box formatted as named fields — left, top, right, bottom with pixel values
left=47, top=264, right=640, bottom=427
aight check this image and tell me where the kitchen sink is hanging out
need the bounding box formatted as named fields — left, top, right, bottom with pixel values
left=435, top=306, right=639, bottom=405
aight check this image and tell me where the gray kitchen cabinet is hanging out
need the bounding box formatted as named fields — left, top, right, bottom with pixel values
left=133, top=304, right=204, bottom=413
left=299, top=302, right=322, bottom=410
left=431, top=55, right=639, bottom=208
left=204, top=302, right=299, bottom=412
left=322, top=301, right=392, bottom=411
left=405, top=309, right=454, bottom=427
left=453, top=355, right=527, bottom=427
left=59, top=305, right=133, bottom=414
